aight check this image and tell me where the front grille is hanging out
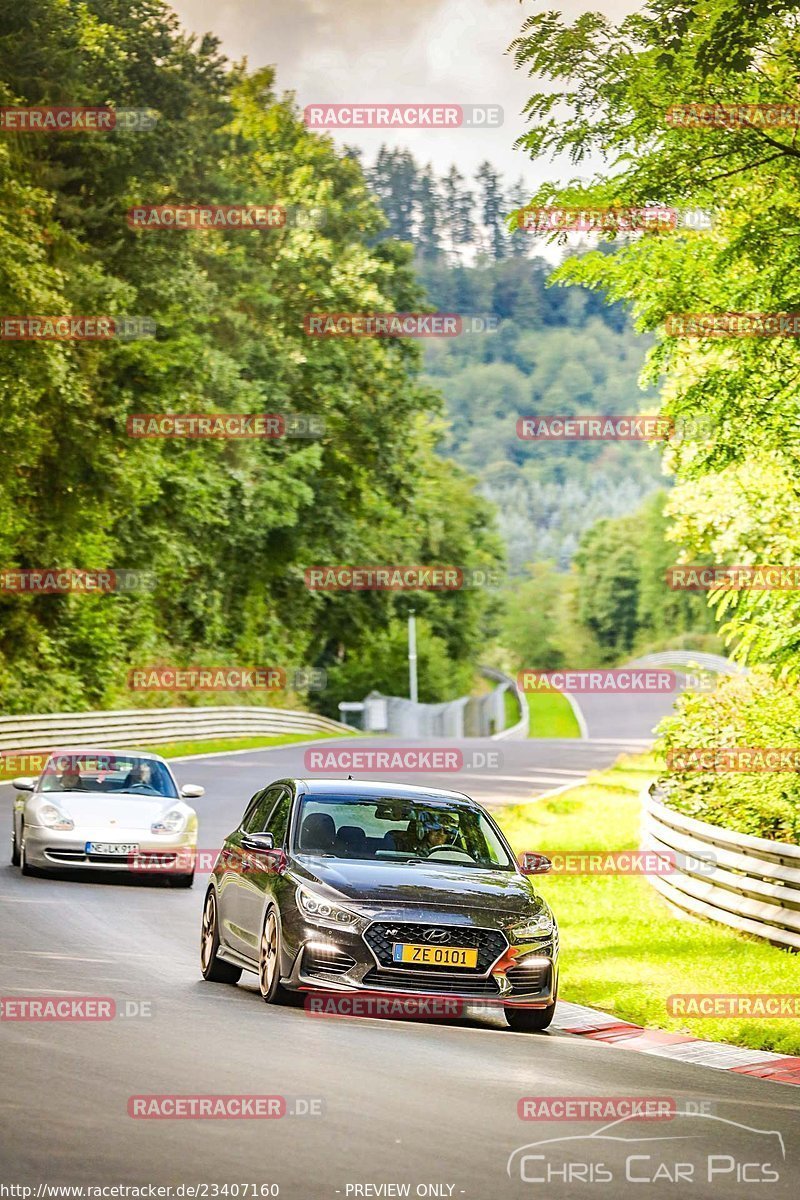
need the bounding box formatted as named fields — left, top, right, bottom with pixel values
left=46, top=849, right=135, bottom=865
left=45, top=849, right=172, bottom=866
left=304, top=947, right=357, bottom=976
left=362, top=968, right=500, bottom=996
left=364, top=922, right=507, bottom=974
left=506, top=959, right=552, bottom=994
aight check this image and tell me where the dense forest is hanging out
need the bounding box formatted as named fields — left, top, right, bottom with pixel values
left=0, top=0, right=503, bottom=713
left=0, top=0, right=739, bottom=718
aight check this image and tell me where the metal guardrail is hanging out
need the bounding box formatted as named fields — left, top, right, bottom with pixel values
left=358, top=668, right=528, bottom=740
left=0, top=706, right=351, bottom=755
left=481, top=667, right=529, bottom=741
left=641, top=781, right=800, bottom=950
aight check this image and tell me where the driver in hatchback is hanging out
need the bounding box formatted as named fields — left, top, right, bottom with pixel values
left=416, top=810, right=460, bottom=855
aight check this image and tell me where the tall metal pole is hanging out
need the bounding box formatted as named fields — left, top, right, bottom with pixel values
left=408, top=609, right=418, bottom=703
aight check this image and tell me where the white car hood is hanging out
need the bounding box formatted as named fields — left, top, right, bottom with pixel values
left=31, top=791, right=184, bottom=830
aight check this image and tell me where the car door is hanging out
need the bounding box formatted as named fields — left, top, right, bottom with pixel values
left=219, top=786, right=281, bottom=958
left=235, top=785, right=294, bottom=951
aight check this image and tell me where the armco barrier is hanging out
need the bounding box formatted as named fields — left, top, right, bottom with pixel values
left=482, top=666, right=528, bottom=740
left=0, top=706, right=350, bottom=756
left=357, top=667, right=528, bottom=740
left=641, top=781, right=800, bottom=950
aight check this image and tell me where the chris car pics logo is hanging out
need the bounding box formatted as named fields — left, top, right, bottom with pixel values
left=507, top=1112, right=785, bottom=1186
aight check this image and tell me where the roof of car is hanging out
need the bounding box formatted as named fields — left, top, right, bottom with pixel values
left=41, top=747, right=167, bottom=763
left=294, top=778, right=476, bottom=804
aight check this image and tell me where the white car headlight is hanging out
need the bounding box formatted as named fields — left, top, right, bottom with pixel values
left=296, top=885, right=363, bottom=928
left=151, top=809, right=187, bottom=834
left=38, top=804, right=74, bottom=831
left=509, top=912, right=554, bottom=941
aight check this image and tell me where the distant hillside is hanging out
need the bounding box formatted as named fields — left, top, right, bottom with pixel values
left=361, top=149, right=667, bottom=573
left=416, top=256, right=663, bottom=572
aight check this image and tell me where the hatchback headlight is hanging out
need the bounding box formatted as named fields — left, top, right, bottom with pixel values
left=151, top=809, right=186, bottom=834
left=296, top=886, right=363, bottom=929
left=509, top=912, right=554, bottom=941
left=38, top=804, right=74, bottom=831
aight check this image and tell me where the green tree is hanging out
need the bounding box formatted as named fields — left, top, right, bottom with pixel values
left=510, top=0, right=800, bottom=677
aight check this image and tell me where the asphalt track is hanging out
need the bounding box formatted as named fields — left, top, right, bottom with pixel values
left=1, top=735, right=798, bottom=1198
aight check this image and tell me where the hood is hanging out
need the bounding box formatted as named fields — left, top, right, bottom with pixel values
left=293, top=856, right=542, bottom=916
left=29, top=791, right=187, bottom=830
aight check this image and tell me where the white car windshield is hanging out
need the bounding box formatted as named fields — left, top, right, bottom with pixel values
left=38, top=753, right=178, bottom=799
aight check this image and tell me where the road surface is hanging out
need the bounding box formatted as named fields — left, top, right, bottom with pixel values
left=1, top=738, right=796, bottom=1198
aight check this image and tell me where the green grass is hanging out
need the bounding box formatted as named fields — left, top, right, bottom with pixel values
left=503, top=688, right=521, bottom=729
left=527, top=689, right=581, bottom=738
left=0, top=729, right=349, bottom=781
left=497, top=754, right=800, bottom=1056
left=138, top=730, right=347, bottom=760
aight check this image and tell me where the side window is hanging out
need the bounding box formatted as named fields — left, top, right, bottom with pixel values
left=265, top=788, right=293, bottom=847
left=240, top=790, right=266, bottom=831
left=242, top=786, right=282, bottom=834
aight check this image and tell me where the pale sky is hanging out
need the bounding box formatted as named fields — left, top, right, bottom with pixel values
left=171, top=0, right=642, bottom=189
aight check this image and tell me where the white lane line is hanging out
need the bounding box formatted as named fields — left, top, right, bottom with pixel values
left=1, top=988, right=109, bottom=996
left=457, top=773, right=590, bottom=785
left=0, top=897, right=61, bottom=904
left=7, top=952, right=115, bottom=962
left=482, top=777, right=588, bottom=806
left=520, top=772, right=587, bottom=782
left=563, top=692, right=589, bottom=739
left=533, top=778, right=588, bottom=800
left=581, top=738, right=654, bottom=746
left=167, top=735, right=351, bottom=764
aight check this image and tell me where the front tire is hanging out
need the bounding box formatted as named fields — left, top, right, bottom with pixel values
left=200, top=888, right=241, bottom=983
left=11, top=825, right=19, bottom=867
left=19, top=831, right=35, bottom=877
left=505, top=1001, right=556, bottom=1032
left=258, top=906, right=293, bottom=1005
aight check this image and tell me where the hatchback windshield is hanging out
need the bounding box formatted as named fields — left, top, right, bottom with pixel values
left=39, top=753, right=178, bottom=799
left=294, top=796, right=514, bottom=869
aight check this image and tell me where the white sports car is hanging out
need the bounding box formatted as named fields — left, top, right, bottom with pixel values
left=11, top=748, right=203, bottom=886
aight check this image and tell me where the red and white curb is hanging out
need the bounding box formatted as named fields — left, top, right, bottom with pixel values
left=551, top=1001, right=800, bottom=1086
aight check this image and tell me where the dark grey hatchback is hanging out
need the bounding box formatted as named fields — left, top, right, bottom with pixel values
left=200, top=779, right=559, bottom=1030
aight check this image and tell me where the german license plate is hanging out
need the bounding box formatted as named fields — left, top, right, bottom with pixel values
left=393, top=943, right=478, bottom=968
left=86, top=842, right=139, bottom=855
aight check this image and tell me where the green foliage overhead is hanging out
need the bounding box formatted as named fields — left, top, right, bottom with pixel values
left=511, top=0, right=800, bottom=678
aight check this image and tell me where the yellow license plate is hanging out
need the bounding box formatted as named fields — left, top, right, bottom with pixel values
left=393, top=943, right=478, bottom=968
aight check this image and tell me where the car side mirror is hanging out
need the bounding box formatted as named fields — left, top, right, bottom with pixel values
left=239, top=831, right=285, bottom=875
left=241, top=831, right=275, bottom=851
left=518, top=851, right=552, bottom=875
left=180, top=784, right=205, bottom=799
left=11, top=778, right=35, bottom=792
